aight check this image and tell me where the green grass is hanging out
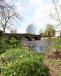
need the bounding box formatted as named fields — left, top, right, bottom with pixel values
left=50, top=37, right=61, bottom=49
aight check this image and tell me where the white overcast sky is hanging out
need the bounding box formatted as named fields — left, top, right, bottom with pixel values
left=5, top=0, right=61, bottom=34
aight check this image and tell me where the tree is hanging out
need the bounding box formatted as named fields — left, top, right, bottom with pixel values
left=26, top=24, right=35, bottom=34
left=39, top=29, right=45, bottom=37
left=40, top=32, right=46, bottom=38
left=50, top=0, right=61, bottom=27
left=10, top=29, right=17, bottom=33
left=45, top=24, right=55, bottom=37
left=0, top=0, right=21, bottom=33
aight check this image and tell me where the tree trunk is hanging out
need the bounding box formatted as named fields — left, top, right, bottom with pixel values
left=3, top=27, right=5, bottom=33
left=3, top=27, right=5, bottom=37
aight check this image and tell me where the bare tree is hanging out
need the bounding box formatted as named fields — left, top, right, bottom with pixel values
left=10, top=29, right=17, bottom=33
left=50, top=0, right=61, bottom=27
left=26, top=24, right=35, bottom=34
left=0, top=0, right=21, bottom=33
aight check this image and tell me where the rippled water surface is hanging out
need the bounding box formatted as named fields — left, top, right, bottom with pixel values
left=22, top=39, right=51, bottom=53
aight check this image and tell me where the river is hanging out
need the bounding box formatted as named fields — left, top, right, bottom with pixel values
left=21, top=39, right=51, bottom=53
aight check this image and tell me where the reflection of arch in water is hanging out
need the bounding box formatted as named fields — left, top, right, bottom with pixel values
left=25, top=36, right=32, bottom=41
left=34, top=37, right=39, bottom=40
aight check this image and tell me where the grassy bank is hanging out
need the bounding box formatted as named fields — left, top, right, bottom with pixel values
left=1, top=37, right=61, bottom=76
left=44, top=37, right=61, bottom=76
left=0, top=47, right=49, bottom=76
left=51, top=37, right=61, bottom=49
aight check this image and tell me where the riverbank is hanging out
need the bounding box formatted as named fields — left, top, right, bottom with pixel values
left=43, top=37, right=61, bottom=76
left=44, top=47, right=61, bottom=76
left=0, top=37, right=61, bottom=76
left=0, top=47, right=49, bottom=76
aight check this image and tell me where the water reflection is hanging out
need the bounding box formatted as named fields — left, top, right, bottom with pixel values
left=32, top=45, right=44, bottom=52
left=22, top=40, right=51, bottom=53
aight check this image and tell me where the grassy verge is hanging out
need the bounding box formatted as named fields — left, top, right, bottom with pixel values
left=51, top=37, right=61, bottom=49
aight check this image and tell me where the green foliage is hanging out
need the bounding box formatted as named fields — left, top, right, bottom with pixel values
left=0, top=37, right=7, bottom=54
left=0, top=36, right=20, bottom=54
left=40, top=32, right=46, bottom=37
left=0, top=48, right=44, bottom=64
left=2, top=59, right=49, bottom=76
left=40, top=24, right=55, bottom=37
left=45, top=25, right=55, bottom=37
left=8, top=37, right=20, bottom=48
left=0, top=48, right=49, bottom=76
left=51, top=38, right=61, bottom=49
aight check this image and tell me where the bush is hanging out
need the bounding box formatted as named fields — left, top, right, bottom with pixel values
left=1, top=59, right=49, bottom=76
left=0, top=37, right=11, bottom=54
left=0, top=37, right=20, bottom=54
left=0, top=37, right=7, bottom=54
left=0, top=48, right=43, bottom=64
left=0, top=48, right=49, bottom=76
left=8, top=37, right=20, bottom=48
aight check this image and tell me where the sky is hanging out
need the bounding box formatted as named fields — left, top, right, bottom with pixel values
left=5, top=0, right=61, bottom=34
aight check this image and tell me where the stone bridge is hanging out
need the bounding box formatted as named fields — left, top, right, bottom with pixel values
left=0, top=30, right=41, bottom=41
left=4, top=33, right=41, bottom=41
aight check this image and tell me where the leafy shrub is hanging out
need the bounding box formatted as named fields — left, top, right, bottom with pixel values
left=0, top=37, right=7, bottom=54
left=0, top=48, right=49, bottom=76
left=0, top=37, right=11, bottom=54
left=0, top=48, right=43, bottom=64
left=0, top=37, right=20, bottom=54
left=1, top=59, right=49, bottom=76
left=8, top=37, right=20, bottom=48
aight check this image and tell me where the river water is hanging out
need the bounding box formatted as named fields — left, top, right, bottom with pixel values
left=21, top=39, right=51, bottom=53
